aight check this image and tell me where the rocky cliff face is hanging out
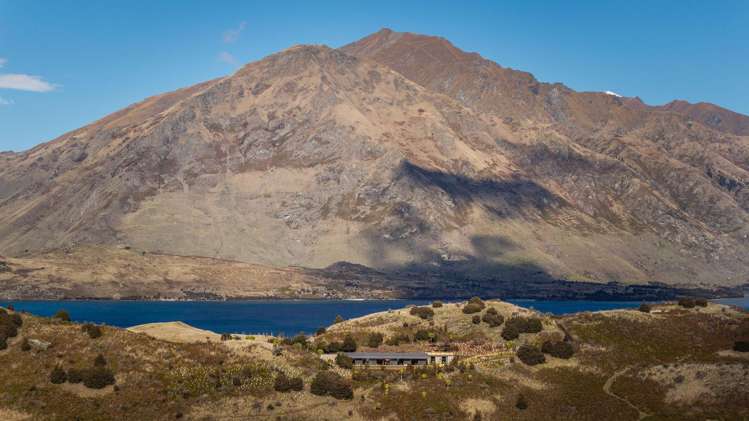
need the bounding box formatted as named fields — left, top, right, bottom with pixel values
left=1, top=30, right=748, bottom=287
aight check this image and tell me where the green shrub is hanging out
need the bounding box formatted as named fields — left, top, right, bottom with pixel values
left=505, top=317, right=543, bottom=334
left=310, top=371, right=353, bottom=400
left=677, top=298, right=695, bottom=308
left=367, top=332, right=383, bottom=348
left=409, top=306, right=435, bottom=320
left=336, top=352, right=353, bottom=369
left=541, top=341, right=574, bottom=359
left=431, top=300, right=443, bottom=308
left=414, top=329, right=434, bottom=341
left=274, top=372, right=303, bottom=392
left=324, top=341, right=342, bottom=353
left=82, top=323, right=102, bottom=339
left=82, top=367, right=115, bottom=389
left=695, top=298, right=708, bottom=307
left=516, top=345, right=545, bottom=366
left=482, top=312, right=504, bottom=327
left=20, top=338, right=30, bottom=352
left=94, top=354, right=107, bottom=367
left=734, top=341, right=749, bottom=352
left=53, top=310, right=70, bottom=321
left=638, top=303, right=651, bottom=313
left=67, top=368, right=85, bottom=384
left=501, top=324, right=519, bottom=341
left=462, top=303, right=483, bottom=314
left=341, top=335, right=357, bottom=352
left=50, top=366, right=67, bottom=384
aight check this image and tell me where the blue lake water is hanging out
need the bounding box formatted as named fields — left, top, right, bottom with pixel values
left=1, top=298, right=746, bottom=336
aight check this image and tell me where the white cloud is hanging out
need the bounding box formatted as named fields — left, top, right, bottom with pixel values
left=0, top=73, right=57, bottom=92
left=0, top=96, right=13, bottom=105
left=218, top=51, right=237, bottom=65
left=0, top=58, right=6, bottom=68
left=222, top=21, right=246, bottom=43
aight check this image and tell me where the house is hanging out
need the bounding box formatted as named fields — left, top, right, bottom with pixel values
left=345, top=351, right=456, bottom=367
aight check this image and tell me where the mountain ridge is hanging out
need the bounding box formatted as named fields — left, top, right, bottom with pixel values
left=1, top=30, right=748, bottom=292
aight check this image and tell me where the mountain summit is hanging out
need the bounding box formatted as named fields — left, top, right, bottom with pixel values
left=1, top=30, right=748, bottom=288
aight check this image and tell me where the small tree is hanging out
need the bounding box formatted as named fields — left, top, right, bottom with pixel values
left=53, top=310, right=70, bottom=322
left=501, top=324, right=519, bottom=341
left=336, top=352, right=354, bottom=369
left=516, top=345, right=545, bottom=366
left=367, top=332, right=384, bottom=348
left=341, top=334, right=357, bottom=352
left=50, top=366, right=67, bottom=384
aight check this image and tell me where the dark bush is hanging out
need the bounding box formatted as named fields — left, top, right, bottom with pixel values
left=50, top=366, right=67, bottom=384
left=482, top=312, right=504, bottom=328
left=432, top=301, right=443, bottom=308
left=0, top=322, right=17, bottom=338
left=341, top=334, right=357, bottom=352
left=409, top=306, right=435, bottom=320
left=310, top=371, right=353, bottom=400
left=367, top=332, right=383, bottom=348
left=517, top=345, right=545, bottom=366
left=82, top=367, right=116, bottom=389
left=53, top=310, right=70, bottom=321
left=414, top=329, right=434, bottom=342
left=67, top=368, right=84, bottom=384
left=695, top=298, right=708, bottom=307
left=639, top=303, right=652, bottom=313
left=220, top=333, right=232, bottom=341
left=516, top=394, right=528, bottom=410
left=274, top=372, right=304, bottom=392
left=734, top=341, right=749, bottom=352
left=10, top=313, right=22, bottom=327
left=505, top=317, right=543, bottom=334
left=336, top=352, right=353, bottom=369
left=502, top=323, right=519, bottom=340
left=20, top=338, right=31, bottom=352
left=0, top=336, right=6, bottom=351
left=82, top=323, right=102, bottom=339
left=541, top=341, right=574, bottom=359
left=283, top=334, right=308, bottom=347
left=94, top=354, right=107, bottom=367
left=462, top=303, right=483, bottom=314
left=315, top=327, right=326, bottom=336
left=468, top=296, right=485, bottom=308
left=677, top=298, right=695, bottom=308
left=324, top=341, right=341, bottom=353
left=472, top=315, right=481, bottom=324
left=485, top=307, right=497, bottom=315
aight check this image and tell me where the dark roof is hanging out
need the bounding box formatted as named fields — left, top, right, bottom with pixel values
left=345, top=352, right=428, bottom=359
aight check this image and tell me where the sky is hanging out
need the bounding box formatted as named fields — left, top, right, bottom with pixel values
left=1, top=0, right=747, bottom=152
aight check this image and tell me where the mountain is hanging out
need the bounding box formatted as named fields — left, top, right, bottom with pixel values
left=1, top=30, right=748, bottom=292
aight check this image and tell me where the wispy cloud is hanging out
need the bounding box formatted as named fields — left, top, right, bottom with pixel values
left=0, top=74, right=57, bottom=92
left=0, top=96, right=13, bottom=106
left=0, top=58, right=6, bottom=68
left=222, top=21, right=246, bottom=43
left=218, top=51, right=238, bottom=65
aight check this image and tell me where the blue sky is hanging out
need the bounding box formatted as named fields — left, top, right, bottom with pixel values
left=1, top=0, right=747, bottom=152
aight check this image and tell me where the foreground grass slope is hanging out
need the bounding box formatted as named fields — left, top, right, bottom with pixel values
left=0, top=299, right=747, bottom=420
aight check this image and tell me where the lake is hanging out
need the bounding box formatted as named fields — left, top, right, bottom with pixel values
left=1, top=298, right=746, bottom=336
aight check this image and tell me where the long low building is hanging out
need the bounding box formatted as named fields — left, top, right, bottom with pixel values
left=345, top=352, right=455, bottom=367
